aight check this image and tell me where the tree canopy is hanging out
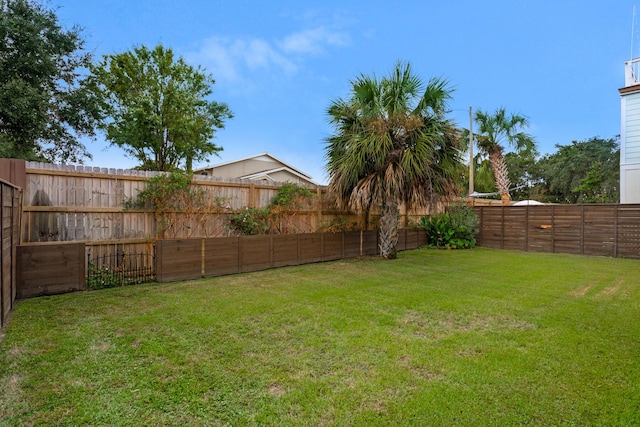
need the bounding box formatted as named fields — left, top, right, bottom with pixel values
left=470, top=108, right=536, bottom=205
left=532, top=137, right=619, bottom=203
left=325, top=61, right=461, bottom=258
left=90, top=44, right=232, bottom=172
left=0, top=0, right=101, bottom=163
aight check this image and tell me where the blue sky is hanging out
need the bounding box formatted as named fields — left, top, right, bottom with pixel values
left=54, top=0, right=635, bottom=184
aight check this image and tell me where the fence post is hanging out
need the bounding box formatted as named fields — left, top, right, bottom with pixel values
left=156, top=240, right=163, bottom=282
left=551, top=205, right=556, bottom=253
left=580, top=205, right=585, bottom=255
left=524, top=205, right=529, bottom=251
left=501, top=206, right=505, bottom=249
left=201, top=238, right=206, bottom=278
left=614, top=206, right=619, bottom=258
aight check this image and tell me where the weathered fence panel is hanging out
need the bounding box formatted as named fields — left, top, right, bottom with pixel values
left=583, top=205, right=616, bottom=257
left=526, top=206, right=553, bottom=253
left=503, top=207, right=527, bottom=251
left=322, top=233, right=343, bottom=261
left=156, top=239, right=202, bottom=283
left=240, top=235, right=272, bottom=273
left=204, top=237, right=240, bottom=277
left=1, top=179, right=21, bottom=327
left=397, top=227, right=428, bottom=251
left=18, top=161, right=441, bottom=251
left=474, top=204, right=640, bottom=259
left=618, top=205, right=640, bottom=258
left=156, top=229, right=427, bottom=283
left=16, top=243, right=85, bottom=298
left=272, top=234, right=300, bottom=268
left=299, top=233, right=324, bottom=264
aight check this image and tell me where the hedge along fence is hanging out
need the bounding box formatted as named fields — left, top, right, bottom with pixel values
left=473, top=204, right=640, bottom=259
left=156, top=229, right=427, bottom=283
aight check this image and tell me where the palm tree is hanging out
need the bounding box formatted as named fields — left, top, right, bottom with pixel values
left=325, top=61, right=461, bottom=259
left=472, top=108, right=536, bottom=205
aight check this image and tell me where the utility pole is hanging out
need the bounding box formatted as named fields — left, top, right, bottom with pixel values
left=469, top=106, right=474, bottom=196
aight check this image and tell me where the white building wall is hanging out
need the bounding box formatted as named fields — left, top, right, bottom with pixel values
left=621, top=89, right=640, bottom=203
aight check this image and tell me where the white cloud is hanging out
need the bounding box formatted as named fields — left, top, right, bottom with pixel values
left=186, top=37, right=239, bottom=82
left=187, top=36, right=297, bottom=86
left=186, top=25, right=349, bottom=89
left=279, top=27, right=349, bottom=55
left=230, top=38, right=297, bottom=74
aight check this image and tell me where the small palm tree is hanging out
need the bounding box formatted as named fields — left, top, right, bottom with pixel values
left=472, top=108, right=536, bottom=205
left=325, top=61, right=461, bottom=259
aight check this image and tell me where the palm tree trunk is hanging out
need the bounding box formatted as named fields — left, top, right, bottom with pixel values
left=379, top=197, right=399, bottom=259
left=488, top=150, right=511, bottom=205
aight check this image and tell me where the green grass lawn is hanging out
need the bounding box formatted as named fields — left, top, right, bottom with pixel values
left=1, top=248, right=639, bottom=426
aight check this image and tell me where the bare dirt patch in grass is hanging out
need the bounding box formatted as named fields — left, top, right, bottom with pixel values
left=570, top=285, right=594, bottom=297
left=598, top=286, right=620, bottom=296
left=268, top=383, right=286, bottom=397
left=400, top=311, right=536, bottom=339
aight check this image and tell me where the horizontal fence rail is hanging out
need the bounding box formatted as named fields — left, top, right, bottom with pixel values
left=156, top=229, right=427, bottom=283
left=16, top=243, right=85, bottom=298
left=14, top=229, right=428, bottom=297
left=474, top=204, right=640, bottom=259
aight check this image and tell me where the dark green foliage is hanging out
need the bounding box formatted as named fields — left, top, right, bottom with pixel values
left=89, top=44, right=232, bottom=171
left=0, top=0, right=101, bottom=162
left=227, top=183, right=315, bottom=235
left=531, top=137, right=619, bottom=203
left=86, top=262, right=121, bottom=290
left=86, top=260, right=155, bottom=290
left=270, top=182, right=313, bottom=209
left=228, top=206, right=270, bottom=235
left=129, top=171, right=211, bottom=238
left=132, top=170, right=196, bottom=211
left=325, top=61, right=461, bottom=258
left=420, top=203, right=479, bottom=249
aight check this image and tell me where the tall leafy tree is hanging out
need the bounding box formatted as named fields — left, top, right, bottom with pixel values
left=325, top=61, right=461, bottom=259
left=90, top=44, right=232, bottom=172
left=533, top=137, right=619, bottom=203
left=0, top=0, right=101, bottom=162
left=471, top=108, right=536, bottom=205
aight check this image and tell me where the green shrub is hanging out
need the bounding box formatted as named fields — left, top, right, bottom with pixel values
left=317, top=217, right=359, bottom=233
left=227, top=183, right=315, bottom=235
left=228, top=206, right=270, bottom=235
left=420, top=203, right=479, bottom=249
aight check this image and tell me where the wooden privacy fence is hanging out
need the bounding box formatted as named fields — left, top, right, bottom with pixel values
left=16, top=243, right=85, bottom=298
left=14, top=229, right=427, bottom=296
left=20, top=160, right=436, bottom=242
left=474, top=204, right=640, bottom=258
left=156, top=229, right=427, bottom=282
left=0, top=178, right=22, bottom=327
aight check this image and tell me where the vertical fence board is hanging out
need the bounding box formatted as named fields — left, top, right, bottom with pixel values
left=1, top=180, right=21, bottom=327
